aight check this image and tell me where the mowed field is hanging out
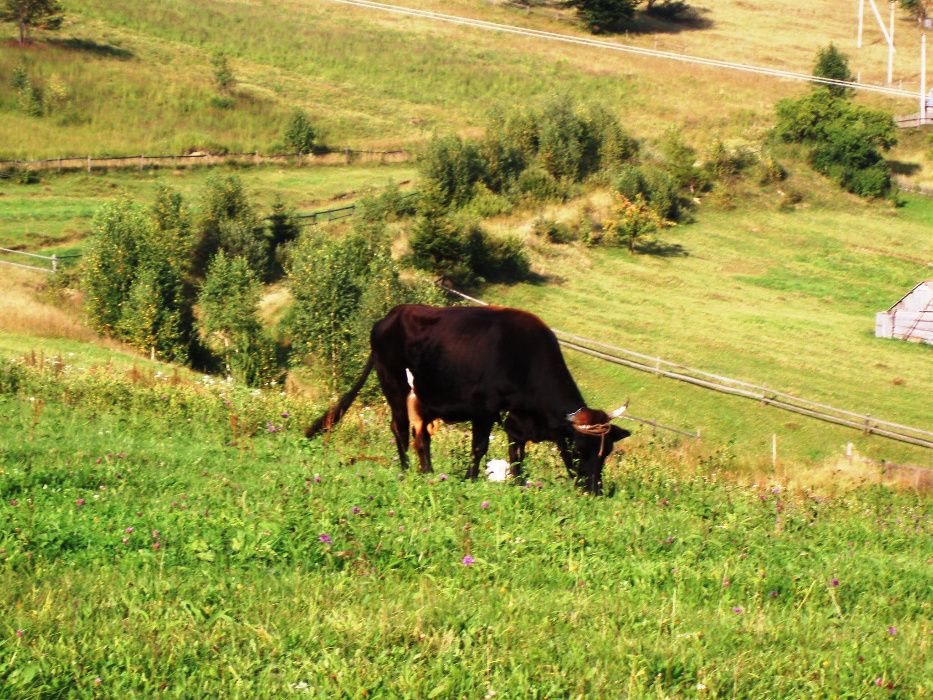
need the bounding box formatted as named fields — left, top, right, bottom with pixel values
left=0, top=0, right=930, bottom=167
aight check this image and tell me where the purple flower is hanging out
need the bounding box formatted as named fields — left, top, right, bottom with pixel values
left=15, top=629, right=23, bottom=638
left=732, top=606, right=743, bottom=614
left=319, top=534, right=332, bottom=544
left=351, top=506, right=361, bottom=515
left=462, top=555, right=475, bottom=566
left=831, top=578, right=840, bottom=587
left=481, top=500, right=490, bottom=510
left=887, top=626, right=896, bottom=636
left=75, top=498, right=86, bottom=507
left=281, top=411, right=290, bottom=419
left=94, top=677, right=102, bottom=686
left=388, top=510, right=396, bottom=517
left=8, top=499, right=16, bottom=507
left=125, top=526, right=134, bottom=534
left=875, top=678, right=883, bottom=687
left=439, top=474, right=447, bottom=481
left=313, top=474, right=322, bottom=483
left=769, top=591, right=778, bottom=598
left=265, top=421, right=281, bottom=434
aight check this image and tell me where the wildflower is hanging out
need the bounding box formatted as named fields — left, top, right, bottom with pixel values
left=16, top=629, right=23, bottom=638
left=151, top=530, right=160, bottom=539
left=462, top=555, right=475, bottom=566
left=439, top=473, right=447, bottom=481
left=875, top=678, right=883, bottom=687
left=769, top=591, right=778, bottom=598
left=351, top=506, right=361, bottom=515
left=722, top=576, right=731, bottom=588
left=8, top=499, right=15, bottom=507
left=319, top=534, right=332, bottom=544
left=831, top=578, right=840, bottom=587
left=152, top=542, right=161, bottom=550
left=281, top=411, right=290, bottom=419
left=125, top=527, right=134, bottom=534
left=94, top=677, right=102, bottom=686
left=121, top=538, right=128, bottom=545
left=75, top=498, right=86, bottom=507
left=481, top=500, right=490, bottom=510
left=313, top=474, right=322, bottom=483
left=887, top=626, right=896, bottom=636
left=388, top=510, right=396, bottom=517
left=696, top=682, right=707, bottom=691
left=732, top=606, right=743, bottom=614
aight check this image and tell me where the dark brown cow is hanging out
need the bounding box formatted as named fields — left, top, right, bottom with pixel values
left=306, top=304, right=630, bottom=493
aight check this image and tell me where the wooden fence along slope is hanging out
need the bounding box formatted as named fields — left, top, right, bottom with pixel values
left=0, top=149, right=409, bottom=173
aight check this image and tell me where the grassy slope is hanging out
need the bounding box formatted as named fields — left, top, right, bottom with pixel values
left=1, top=0, right=929, bottom=171
left=0, top=384, right=929, bottom=697
left=489, top=189, right=933, bottom=466
left=0, top=162, right=416, bottom=250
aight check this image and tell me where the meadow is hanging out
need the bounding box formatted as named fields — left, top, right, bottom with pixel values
left=0, top=360, right=930, bottom=697
left=1, top=0, right=930, bottom=186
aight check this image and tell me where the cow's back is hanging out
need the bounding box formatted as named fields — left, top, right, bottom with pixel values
left=371, top=305, right=583, bottom=422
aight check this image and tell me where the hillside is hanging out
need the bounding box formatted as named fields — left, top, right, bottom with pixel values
left=1, top=0, right=931, bottom=170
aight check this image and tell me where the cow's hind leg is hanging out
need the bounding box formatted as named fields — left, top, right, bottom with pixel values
left=467, top=416, right=496, bottom=480
left=374, top=364, right=412, bottom=470
left=503, top=415, right=528, bottom=483
left=412, top=422, right=433, bottom=473
left=389, top=407, right=411, bottom=470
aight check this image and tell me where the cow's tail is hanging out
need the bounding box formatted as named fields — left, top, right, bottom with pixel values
left=305, top=354, right=376, bottom=438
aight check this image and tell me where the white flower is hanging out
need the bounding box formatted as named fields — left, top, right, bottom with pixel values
left=696, top=682, right=707, bottom=691
left=485, top=459, right=509, bottom=482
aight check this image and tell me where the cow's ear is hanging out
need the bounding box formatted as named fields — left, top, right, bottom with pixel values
left=610, top=425, right=631, bottom=442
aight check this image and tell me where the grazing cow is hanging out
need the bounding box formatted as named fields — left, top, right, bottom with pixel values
left=306, top=304, right=631, bottom=493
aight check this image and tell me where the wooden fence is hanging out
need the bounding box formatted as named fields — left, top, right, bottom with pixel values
left=0, top=148, right=410, bottom=174
left=0, top=247, right=70, bottom=274
left=441, top=286, right=933, bottom=454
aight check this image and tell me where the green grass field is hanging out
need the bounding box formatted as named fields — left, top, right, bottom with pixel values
left=0, top=365, right=929, bottom=697
left=0, top=163, right=416, bottom=251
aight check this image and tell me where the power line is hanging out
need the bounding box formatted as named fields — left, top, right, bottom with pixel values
left=327, top=0, right=919, bottom=100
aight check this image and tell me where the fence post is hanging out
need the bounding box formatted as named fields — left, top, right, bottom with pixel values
left=87, top=155, right=91, bottom=173
left=771, top=434, right=778, bottom=470
left=139, top=154, right=144, bottom=171
left=345, top=147, right=351, bottom=164
left=51, top=254, right=57, bottom=274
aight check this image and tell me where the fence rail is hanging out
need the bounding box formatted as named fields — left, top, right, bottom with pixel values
left=0, top=148, right=410, bottom=173
left=0, top=247, right=62, bottom=274
left=440, top=286, right=933, bottom=454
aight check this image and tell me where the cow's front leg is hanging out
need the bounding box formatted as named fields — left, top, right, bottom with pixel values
left=507, top=438, right=527, bottom=482
left=412, top=423, right=433, bottom=473
left=467, top=416, right=495, bottom=480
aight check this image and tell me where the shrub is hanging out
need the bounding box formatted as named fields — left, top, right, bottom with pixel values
left=813, top=43, right=853, bottom=97
left=194, top=175, right=272, bottom=279
left=284, top=109, right=317, bottom=154
left=532, top=217, right=575, bottom=244
left=515, top=166, right=564, bottom=202
left=775, top=90, right=896, bottom=198
left=659, top=129, right=709, bottom=193
left=605, top=193, right=670, bottom=253
left=419, top=136, right=486, bottom=208
left=198, top=252, right=279, bottom=386
left=212, top=53, right=236, bottom=93
left=614, top=164, right=681, bottom=221
left=82, top=198, right=194, bottom=362
left=569, top=0, right=637, bottom=33
left=409, top=213, right=529, bottom=289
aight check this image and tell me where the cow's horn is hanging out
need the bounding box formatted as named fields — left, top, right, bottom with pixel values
left=609, top=401, right=629, bottom=419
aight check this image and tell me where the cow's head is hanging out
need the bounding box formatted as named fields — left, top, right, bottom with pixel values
left=566, top=404, right=631, bottom=493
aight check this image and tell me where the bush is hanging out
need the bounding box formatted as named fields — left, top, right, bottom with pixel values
left=532, top=217, right=575, bottom=244
left=286, top=215, right=441, bottom=392
left=645, top=0, right=693, bottom=19
left=570, top=0, right=637, bottom=33
left=409, top=213, right=529, bottom=289
left=284, top=109, right=317, bottom=154
left=515, top=166, right=564, bottom=202
left=194, top=175, right=272, bottom=279
left=82, top=198, right=194, bottom=362
left=198, top=252, right=279, bottom=386
left=813, top=43, right=853, bottom=97
left=775, top=89, right=896, bottom=198
left=613, top=164, right=681, bottom=221
left=419, top=136, right=486, bottom=208
left=659, top=129, right=709, bottom=193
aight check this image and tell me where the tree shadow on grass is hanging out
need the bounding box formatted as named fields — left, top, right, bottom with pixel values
left=623, top=8, right=714, bottom=35
left=887, top=160, right=921, bottom=176
left=635, top=240, right=689, bottom=257
left=48, top=37, right=133, bottom=60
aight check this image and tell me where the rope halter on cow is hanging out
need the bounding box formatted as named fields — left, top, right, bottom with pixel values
left=567, top=402, right=629, bottom=457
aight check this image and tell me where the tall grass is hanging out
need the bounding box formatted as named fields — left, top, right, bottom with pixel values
left=0, top=363, right=929, bottom=697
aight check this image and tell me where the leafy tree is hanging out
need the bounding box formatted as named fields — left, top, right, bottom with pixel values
left=813, top=43, right=853, bottom=97
left=1, top=0, right=63, bottom=46
left=659, top=129, right=708, bottom=193
left=569, top=0, right=637, bottom=33
left=194, top=175, right=271, bottom=279
left=775, top=89, right=897, bottom=198
left=419, top=136, right=486, bottom=208
left=198, top=252, right=278, bottom=386
left=284, top=109, right=317, bottom=154
left=606, top=193, right=670, bottom=253
left=82, top=198, right=194, bottom=361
